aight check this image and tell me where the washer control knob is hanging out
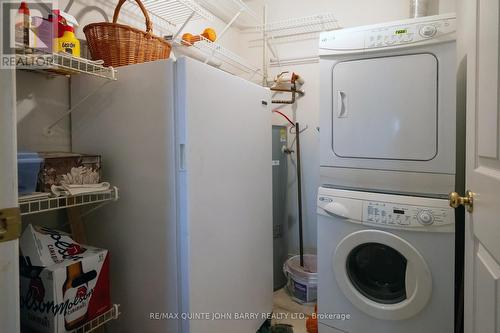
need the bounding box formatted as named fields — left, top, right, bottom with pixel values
left=417, top=210, right=434, bottom=225
left=420, top=25, right=437, bottom=38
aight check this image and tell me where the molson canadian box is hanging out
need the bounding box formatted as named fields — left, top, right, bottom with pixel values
left=20, top=225, right=111, bottom=332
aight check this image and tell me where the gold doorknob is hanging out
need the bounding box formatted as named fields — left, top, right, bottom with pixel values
left=449, top=190, right=474, bottom=213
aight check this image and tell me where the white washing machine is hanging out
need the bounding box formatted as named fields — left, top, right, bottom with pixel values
left=319, top=14, right=457, bottom=196
left=317, top=186, right=454, bottom=333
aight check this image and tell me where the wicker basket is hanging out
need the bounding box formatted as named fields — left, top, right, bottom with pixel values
left=83, top=0, right=171, bottom=68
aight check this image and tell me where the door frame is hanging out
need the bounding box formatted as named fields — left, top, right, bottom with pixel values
left=0, top=67, right=20, bottom=332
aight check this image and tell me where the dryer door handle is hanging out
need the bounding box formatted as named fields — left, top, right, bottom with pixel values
left=323, top=202, right=349, bottom=218
left=337, top=91, right=347, bottom=118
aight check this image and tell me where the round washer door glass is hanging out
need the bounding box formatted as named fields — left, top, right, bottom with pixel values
left=334, top=230, right=432, bottom=320
left=347, top=242, right=407, bottom=304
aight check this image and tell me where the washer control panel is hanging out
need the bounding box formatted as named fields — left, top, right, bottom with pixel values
left=363, top=201, right=453, bottom=228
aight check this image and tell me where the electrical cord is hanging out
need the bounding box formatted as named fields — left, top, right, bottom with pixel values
left=272, top=109, right=295, bottom=126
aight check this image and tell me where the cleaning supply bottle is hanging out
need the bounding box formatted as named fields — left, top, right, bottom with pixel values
left=53, top=10, right=80, bottom=57
left=57, top=24, right=80, bottom=56
left=15, top=2, right=31, bottom=50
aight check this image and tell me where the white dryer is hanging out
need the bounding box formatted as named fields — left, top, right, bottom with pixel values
left=317, top=186, right=454, bottom=333
left=319, top=14, right=457, bottom=196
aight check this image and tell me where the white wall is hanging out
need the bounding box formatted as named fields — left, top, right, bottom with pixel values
left=241, top=0, right=456, bottom=255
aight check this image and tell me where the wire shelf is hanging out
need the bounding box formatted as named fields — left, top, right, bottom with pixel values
left=19, top=187, right=119, bottom=216
left=173, top=35, right=261, bottom=76
left=135, top=0, right=216, bottom=26
left=123, top=0, right=261, bottom=78
left=16, top=51, right=117, bottom=80
left=196, top=0, right=261, bottom=28
left=250, top=13, right=340, bottom=38
left=71, top=304, right=120, bottom=333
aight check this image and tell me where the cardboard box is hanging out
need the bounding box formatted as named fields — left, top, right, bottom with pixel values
left=37, top=153, right=101, bottom=193
left=20, top=225, right=111, bottom=332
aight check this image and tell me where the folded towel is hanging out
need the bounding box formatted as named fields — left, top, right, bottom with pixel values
left=19, top=192, right=51, bottom=202
left=51, top=182, right=111, bottom=197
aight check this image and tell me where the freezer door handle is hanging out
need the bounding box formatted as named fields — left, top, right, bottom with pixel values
left=179, top=144, right=186, bottom=171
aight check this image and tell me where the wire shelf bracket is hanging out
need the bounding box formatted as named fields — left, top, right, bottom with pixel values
left=15, top=50, right=118, bottom=136
left=248, top=12, right=341, bottom=77
left=44, top=79, right=112, bottom=136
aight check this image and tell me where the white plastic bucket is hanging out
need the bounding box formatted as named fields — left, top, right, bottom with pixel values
left=283, top=254, right=317, bottom=304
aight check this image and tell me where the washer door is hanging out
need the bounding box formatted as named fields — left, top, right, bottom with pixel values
left=333, top=230, right=432, bottom=320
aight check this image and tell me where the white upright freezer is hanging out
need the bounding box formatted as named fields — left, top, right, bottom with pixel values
left=71, top=57, right=273, bottom=333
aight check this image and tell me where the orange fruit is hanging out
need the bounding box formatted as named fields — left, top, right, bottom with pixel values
left=190, top=35, right=202, bottom=43
left=181, top=33, right=193, bottom=46
left=201, top=28, right=217, bottom=42
left=181, top=33, right=202, bottom=46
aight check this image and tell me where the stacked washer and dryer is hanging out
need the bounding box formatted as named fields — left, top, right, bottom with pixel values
left=317, top=14, right=461, bottom=333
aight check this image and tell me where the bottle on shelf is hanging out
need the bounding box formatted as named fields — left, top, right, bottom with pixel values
left=52, top=10, right=81, bottom=57
left=15, top=2, right=33, bottom=51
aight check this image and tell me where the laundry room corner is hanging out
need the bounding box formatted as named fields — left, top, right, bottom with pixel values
left=239, top=0, right=456, bottom=256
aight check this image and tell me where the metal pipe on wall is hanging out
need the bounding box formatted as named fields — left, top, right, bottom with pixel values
left=410, top=0, right=427, bottom=17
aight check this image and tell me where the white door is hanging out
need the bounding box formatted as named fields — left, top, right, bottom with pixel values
left=176, top=57, right=273, bottom=333
left=0, top=68, right=21, bottom=332
left=458, top=0, right=500, bottom=332
left=319, top=41, right=458, bottom=193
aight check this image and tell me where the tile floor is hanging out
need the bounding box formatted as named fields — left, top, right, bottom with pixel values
left=272, top=288, right=315, bottom=333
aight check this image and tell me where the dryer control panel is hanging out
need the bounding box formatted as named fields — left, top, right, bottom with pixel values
left=364, top=201, right=453, bottom=228
left=319, top=13, right=456, bottom=54
left=364, top=17, right=455, bottom=49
